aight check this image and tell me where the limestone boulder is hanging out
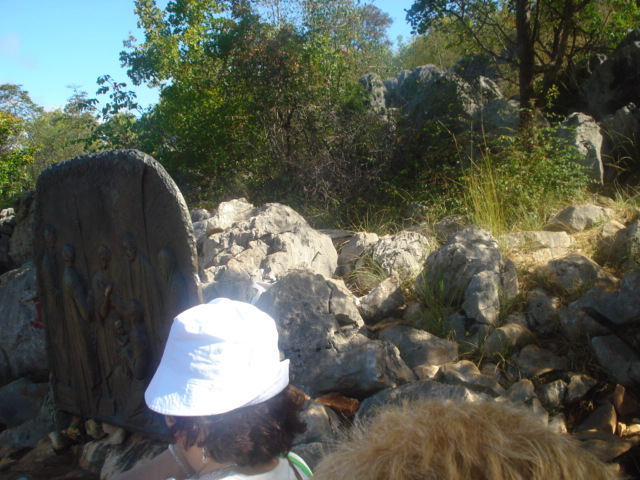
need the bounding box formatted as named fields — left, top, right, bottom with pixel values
left=436, top=360, right=505, bottom=397
left=378, top=324, right=458, bottom=369
left=586, top=30, right=640, bottom=119
left=545, top=204, right=614, bottom=233
left=0, top=208, right=15, bottom=274
left=415, top=226, right=513, bottom=326
left=556, top=112, right=604, bottom=183
left=357, top=277, right=405, bottom=324
left=200, top=202, right=338, bottom=302
left=256, top=268, right=417, bottom=398
left=0, top=263, right=46, bottom=383
left=8, top=190, right=35, bottom=268
left=357, top=379, right=488, bottom=420
left=359, top=73, right=388, bottom=115
left=336, top=232, right=379, bottom=278
left=571, top=270, right=640, bottom=327
left=591, top=335, right=640, bottom=387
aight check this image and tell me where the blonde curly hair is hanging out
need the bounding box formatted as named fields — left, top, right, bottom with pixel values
left=313, top=399, right=624, bottom=480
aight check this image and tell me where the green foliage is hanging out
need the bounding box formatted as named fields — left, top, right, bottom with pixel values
left=0, top=84, right=43, bottom=121
left=461, top=126, right=593, bottom=235
left=116, top=0, right=396, bottom=210
left=28, top=90, right=99, bottom=178
left=394, top=18, right=473, bottom=70
left=413, top=269, right=467, bottom=339
left=0, top=112, right=34, bottom=206
left=406, top=0, right=639, bottom=117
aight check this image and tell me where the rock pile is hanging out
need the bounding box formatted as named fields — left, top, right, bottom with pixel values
left=1, top=197, right=639, bottom=479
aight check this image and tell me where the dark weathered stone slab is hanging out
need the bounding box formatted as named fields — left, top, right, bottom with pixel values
left=33, top=150, right=201, bottom=437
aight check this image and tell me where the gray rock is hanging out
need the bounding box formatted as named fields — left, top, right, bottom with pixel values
left=80, top=439, right=112, bottom=473
left=206, top=198, right=257, bottom=233
left=549, top=414, right=568, bottom=434
left=357, top=277, right=405, bottom=323
left=557, top=306, right=611, bottom=343
left=189, top=208, right=211, bottom=223
left=617, top=218, right=640, bottom=269
left=565, top=373, right=598, bottom=404
left=369, top=230, right=436, bottom=281
left=0, top=263, right=46, bottom=382
left=597, top=220, right=628, bottom=265
left=414, top=363, right=440, bottom=380
left=586, top=31, right=640, bottom=119
left=436, top=360, right=505, bottom=397
left=556, top=112, right=604, bottom=183
left=591, top=335, right=640, bottom=387
left=500, top=230, right=574, bottom=251
left=433, top=215, right=467, bottom=243
left=516, top=344, right=569, bottom=378
left=547, top=253, right=619, bottom=293
left=0, top=418, right=54, bottom=448
left=394, top=65, right=484, bottom=123
left=537, top=379, right=568, bottom=409
left=0, top=378, right=49, bottom=427
left=479, top=97, right=520, bottom=134
left=481, top=322, right=535, bottom=356
left=415, top=226, right=506, bottom=326
left=336, top=232, right=379, bottom=279
left=200, top=202, right=338, bottom=299
left=257, top=269, right=415, bottom=398
left=357, top=379, right=488, bottom=420
left=445, top=313, right=492, bottom=351
left=571, top=270, right=640, bottom=327
left=574, top=431, right=637, bottom=463
left=8, top=190, right=35, bottom=268
left=497, top=379, right=537, bottom=405
left=309, top=340, right=416, bottom=398
left=527, top=288, right=560, bottom=335
left=0, top=208, right=15, bottom=273
left=545, top=204, right=614, bottom=233
left=292, top=442, right=327, bottom=472
left=359, top=73, right=388, bottom=115
left=402, top=301, right=426, bottom=326
left=377, top=324, right=458, bottom=368
left=600, top=103, right=640, bottom=182
left=575, top=402, right=617, bottom=434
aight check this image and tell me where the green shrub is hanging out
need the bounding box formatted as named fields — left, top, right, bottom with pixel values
left=460, top=126, right=593, bottom=235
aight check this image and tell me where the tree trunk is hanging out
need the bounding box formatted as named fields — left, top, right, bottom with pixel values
left=515, top=0, right=536, bottom=133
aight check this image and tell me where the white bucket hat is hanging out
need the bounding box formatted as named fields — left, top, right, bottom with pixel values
left=145, top=298, right=289, bottom=416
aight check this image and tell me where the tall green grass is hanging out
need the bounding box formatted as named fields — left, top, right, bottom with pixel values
left=460, top=127, right=593, bottom=236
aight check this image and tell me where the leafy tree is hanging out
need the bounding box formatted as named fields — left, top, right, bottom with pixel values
left=115, top=0, right=395, bottom=209
left=27, top=89, right=99, bottom=180
left=406, top=0, right=640, bottom=126
left=0, top=84, right=43, bottom=121
left=0, top=111, right=34, bottom=206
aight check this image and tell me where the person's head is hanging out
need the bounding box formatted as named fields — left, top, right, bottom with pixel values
left=97, top=244, right=111, bottom=270
left=144, top=298, right=305, bottom=466
left=62, top=243, right=76, bottom=265
left=43, top=224, right=57, bottom=249
left=114, top=318, right=126, bottom=336
left=122, top=232, right=137, bottom=262
left=313, top=399, right=623, bottom=480
left=126, top=298, right=144, bottom=324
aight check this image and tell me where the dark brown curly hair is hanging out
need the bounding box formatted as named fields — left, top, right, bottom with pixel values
left=169, top=385, right=306, bottom=467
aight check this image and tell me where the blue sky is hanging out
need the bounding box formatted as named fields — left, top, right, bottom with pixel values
left=0, top=0, right=415, bottom=112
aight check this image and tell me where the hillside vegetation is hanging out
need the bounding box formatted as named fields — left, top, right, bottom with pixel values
left=1, top=0, right=639, bottom=237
